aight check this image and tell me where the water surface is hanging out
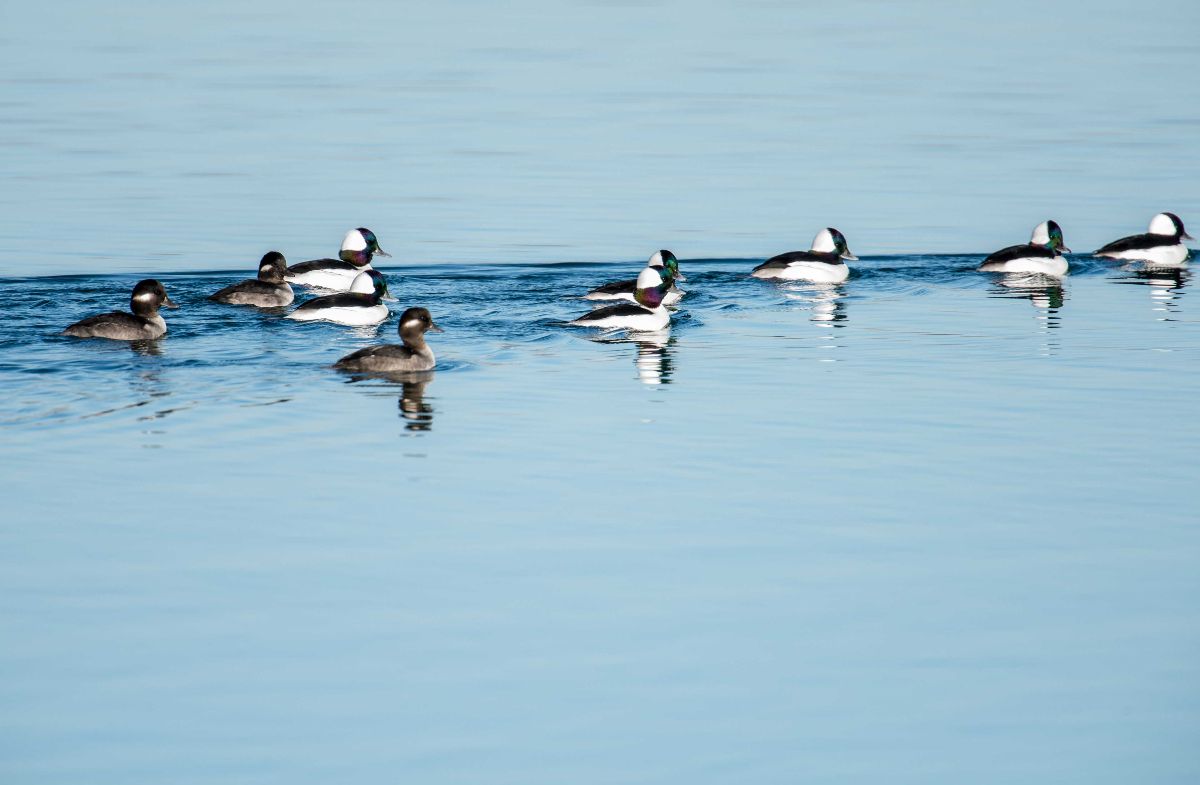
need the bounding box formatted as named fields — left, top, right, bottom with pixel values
left=1, top=257, right=1198, bottom=783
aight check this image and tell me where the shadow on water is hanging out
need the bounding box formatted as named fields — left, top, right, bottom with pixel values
left=1108, top=264, right=1189, bottom=322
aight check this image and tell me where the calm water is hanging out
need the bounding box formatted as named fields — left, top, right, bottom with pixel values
left=2, top=257, right=1199, bottom=783
left=3, top=0, right=1200, bottom=781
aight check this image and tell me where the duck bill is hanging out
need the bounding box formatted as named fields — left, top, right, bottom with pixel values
left=840, top=251, right=858, bottom=261
left=1183, top=232, right=1195, bottom=241
left=1059, top=245, right=1072, bottom=254
left=428, top=322, right=444, bottom=333
left=672, top=272, right=687, bottom=282
left=163, top=296, right=180, bottom=309
left=374, top=248, right=392, bottom=258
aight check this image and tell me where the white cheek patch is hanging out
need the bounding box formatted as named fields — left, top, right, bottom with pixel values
left=134, top=292, right=156, bottom=303
left=636, top=267, right=663, bottom=289
left=259, top=265, right=274, bottom=277
left=402, top=319, right=423, bottom=331
left=1030, top=221, right=1051, bottom=244
left=341, top=229, right=368, bottom=252
left=349, top=272, right=375, bottom=293
left=810, top=229, right=836, bottom=253
left=1148, top=213, right=1176, bottom=235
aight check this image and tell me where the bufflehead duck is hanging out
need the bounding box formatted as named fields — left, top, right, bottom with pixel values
left=1095, top=213, right=1192, bottom=266
left=584, top=249, right=686, bottom=305
left=570, top=265, right=673, bottom=331
left=752, top=228, right=856, bottom=283
left=334, top=307, right=442, bottom=372
left=287, top=269, right=392, bottom=325
left=285, top=227, right=390, bottom=290
left=63, top=279, right=178, bottom=340
left=209, top=251, right=294, bottom=307
left=978, top=220, right=1070, bottom=276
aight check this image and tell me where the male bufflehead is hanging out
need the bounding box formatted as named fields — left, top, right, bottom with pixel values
left=584, top=249, right=686, bottom=305
left=287, top=269, right=392, bottom=325
left=752, top=228, right=856, bottom=283
left=1095, top=213, right=1192, bottom=266
left=63, top=279, right=178, bottom=340
left=334, top=307, right=442, bottom=372
left=209, top=251, right=294, bottom=307
left=285, top=227, right=390, bottom=290
left=978, top=220, right=1070, bottom=276
left=570, top=265, right=673, bottom=331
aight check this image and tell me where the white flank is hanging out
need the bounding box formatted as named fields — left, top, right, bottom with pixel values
left=1098, top=244, right=1188, bottom=266
left=288, top=304, right=389, bottom=326
left=753, top=261, right=849, bottom=283
left=286, top=265, right=370, bottom=291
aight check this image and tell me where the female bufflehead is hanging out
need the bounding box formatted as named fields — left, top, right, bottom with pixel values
left=287, top=269, right=392, bottom=326
left=570, top=265, right=673, bottom=331
left=752, top=228, right=857, bottom=283
left=209, top=251, right=294, bottom=307
left=1095, top=213, right=1192, bottom=266
left=584, top=249, right=687, bottom=305
left=978, top=220, right=1070, bottom=276
left=285, top=227, right=390, bottom=290
left=63, top=279, right=178, bottom=340
left=333, top=307, right=442, bottom=372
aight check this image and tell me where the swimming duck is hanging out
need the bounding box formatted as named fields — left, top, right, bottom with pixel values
left=570, top=265, right=673, bottom=331
left=63, top=279, right=178, bottom=340
left=209, top=251, right=294, bottom=307
left=584, top=249, right=686, bottom=305
left=752, top=228, right=856, bottom=283
left=333, top=307, right=442, bottom=372
left=979, top=220, right=1070, bottom=276
left=285, top=227, right=390, bottom=290
left=1095, top=213, right=1192, bottom=266
left=287, top=269, right=392, bottom=325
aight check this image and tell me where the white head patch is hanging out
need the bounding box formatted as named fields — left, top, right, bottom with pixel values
left=134, top=291, right=156, bottom=303
left=810, top=229, right=836, bottom=253
left=349, top=271, right=375, bottom=294
left=1148, top=213, right=1177, bottom=235
left=341, top=229, right=368, bottom=252
left=636, top=266, right=664, bottom=289
left=402, top=317, right=423, bottom=331
left=1030, top=221, right=1051, bottom=245
left=647, top=250, right=664, bottom=268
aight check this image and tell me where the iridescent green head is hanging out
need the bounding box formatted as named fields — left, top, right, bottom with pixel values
left=828, top=228, right=857, bottom=261
left=350, top=269, right=391, bottom=299
left=339, top=227, right=391, bottom=265
left=1047, top=221, right=1068, bottom=252
left=1033, top=220, right=1070, bottom=252
left=649, top=249, right=683, bottom=283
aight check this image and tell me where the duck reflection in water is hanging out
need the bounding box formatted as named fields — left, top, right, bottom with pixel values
left=1110, top=265, right=1188, bottom=322
left=338, top=370, right=436, bottom=432
left=781, top=283, right=848, bottom=325
left=590, top=329, right=675, bottom=386
left=397, top=373, right=435, bottom=431
left=989, top=272, right=1065, bottom=328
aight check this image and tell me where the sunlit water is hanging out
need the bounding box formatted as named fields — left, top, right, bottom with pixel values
left=2, top=257, right=1198, bottom=783
left=2, top=0, right=1200, bottom=780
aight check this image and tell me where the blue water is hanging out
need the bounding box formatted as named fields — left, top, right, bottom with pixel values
left=3, top=0, right=1200, bottom=781
left=2, top=257, right=1199, bottom=783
